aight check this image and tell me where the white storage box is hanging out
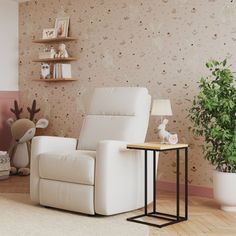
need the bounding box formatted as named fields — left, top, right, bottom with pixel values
left=0, top=152, right=10, bottom=180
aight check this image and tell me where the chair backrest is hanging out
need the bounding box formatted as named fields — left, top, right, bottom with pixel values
left=78, top=87, right=151, bottom=150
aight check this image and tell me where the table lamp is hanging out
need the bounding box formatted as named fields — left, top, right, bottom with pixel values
left=151, top=99, right=173, bottom=121
left=151, top=99, right=178, bottom=144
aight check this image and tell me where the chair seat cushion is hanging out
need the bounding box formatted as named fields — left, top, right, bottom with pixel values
left=38, top=150, right=96, bottom=185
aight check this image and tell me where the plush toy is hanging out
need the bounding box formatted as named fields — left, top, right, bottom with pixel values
left=41, top=63, right=51, bottom=79
left=56, top=43, right=69, bottom=58
left=7, top=100, right=49, bottom=176
left=158, top=119, right=178, bottom=144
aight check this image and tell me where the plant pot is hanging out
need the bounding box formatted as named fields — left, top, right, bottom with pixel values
left=213, top=170, right=236, bottom=212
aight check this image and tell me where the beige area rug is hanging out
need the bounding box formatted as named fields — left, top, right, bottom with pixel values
left=0, top=193, right=149, bottom=236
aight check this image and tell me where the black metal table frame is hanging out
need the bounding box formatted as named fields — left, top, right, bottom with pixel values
left=127, top=146, right=188, bottom=228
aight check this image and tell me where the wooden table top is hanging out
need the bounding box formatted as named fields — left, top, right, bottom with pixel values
left=127, top=142, right=188, bottom=151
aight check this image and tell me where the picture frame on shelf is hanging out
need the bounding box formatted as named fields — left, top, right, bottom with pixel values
left=42, top=28, right=56, bottom=39
left=55, top=16, right=70, bottom=38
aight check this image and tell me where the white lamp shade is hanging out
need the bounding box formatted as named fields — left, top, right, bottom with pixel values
left=151, top=99, right=173, bottom=116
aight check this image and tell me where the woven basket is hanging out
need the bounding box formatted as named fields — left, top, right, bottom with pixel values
left=0, top=153, right=10, bottom=180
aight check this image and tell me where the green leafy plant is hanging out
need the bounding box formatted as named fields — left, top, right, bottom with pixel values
left=189, top=59, right=236, bottom=172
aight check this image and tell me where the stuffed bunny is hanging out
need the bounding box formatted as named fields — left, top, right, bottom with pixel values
left=158, top=119, right=178, bottom=144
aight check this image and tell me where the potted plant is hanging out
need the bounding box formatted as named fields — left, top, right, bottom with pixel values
left=189, top=59, right=236, bottom=212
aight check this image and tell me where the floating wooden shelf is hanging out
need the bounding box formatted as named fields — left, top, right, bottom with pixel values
left=32, top=35, right=78, bottom=83
left=33, top=57, right=78, bottom=63
left=32, top=37, right=78, bottom=44
left=33, top=78, right=78, bottom=82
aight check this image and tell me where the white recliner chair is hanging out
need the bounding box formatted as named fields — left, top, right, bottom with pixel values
left=30, top=87, right=159, bottom=215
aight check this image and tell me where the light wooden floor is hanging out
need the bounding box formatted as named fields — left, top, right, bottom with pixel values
left=1, top=176, right=236, bottom=235
left=148, top=193, right=236, bottom=236
left=0, top=175, right=29, bottom=193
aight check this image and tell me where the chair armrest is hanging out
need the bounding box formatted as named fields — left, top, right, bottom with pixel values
left=95, top=140, right=158, bottom=215
left=30, top=136, right=77, bottom=203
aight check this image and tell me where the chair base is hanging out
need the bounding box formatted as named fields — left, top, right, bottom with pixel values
left=39, top=179, right=95, bottom=215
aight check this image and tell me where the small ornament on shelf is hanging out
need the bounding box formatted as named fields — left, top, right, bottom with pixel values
left=39, top=46, right=56, bottom=59
left=50, top=46, right=56, bottom=58
left=40, top=63, right=51, bottom=79
left=55, top=43, right=69, bottom=58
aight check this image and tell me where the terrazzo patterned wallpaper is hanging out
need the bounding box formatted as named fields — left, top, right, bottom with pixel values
left=19, top=0, right=236, bottom=188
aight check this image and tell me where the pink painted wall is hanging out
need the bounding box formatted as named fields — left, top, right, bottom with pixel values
left=0, top=92, right=19, bottom=151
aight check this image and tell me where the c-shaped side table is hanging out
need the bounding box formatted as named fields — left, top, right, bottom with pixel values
left=126, top=143, right=188, bottom=228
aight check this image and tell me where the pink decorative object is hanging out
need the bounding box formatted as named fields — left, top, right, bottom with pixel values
left=168, top=134, right=178, bottom=144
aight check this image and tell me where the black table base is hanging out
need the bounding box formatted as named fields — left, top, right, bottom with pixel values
left=127, top=147, right=188, bottom=228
